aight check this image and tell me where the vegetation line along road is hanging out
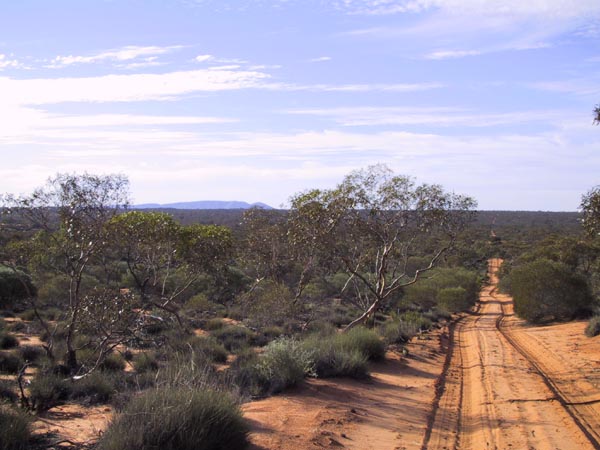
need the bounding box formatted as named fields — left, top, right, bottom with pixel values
left=495, top=284, right=600, bottom=449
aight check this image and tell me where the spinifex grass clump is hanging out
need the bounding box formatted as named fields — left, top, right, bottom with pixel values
left=232, top=337, right=314, bottom=397
left=379, top=311, right=434, bottom=345
left=585, top=315, right=600, bottom=337
left=0, top=333, right=19, bottom=350
left=0, top=405, right=32, bottom=450
left=98, top=387, right=248, bottom=450
left=302, top=327, right=384, bottom=379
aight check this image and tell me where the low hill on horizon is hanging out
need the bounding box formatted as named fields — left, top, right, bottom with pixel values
left=134, top=200, right=273, bottom=210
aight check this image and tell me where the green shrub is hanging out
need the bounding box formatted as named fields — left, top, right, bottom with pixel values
left=379, top=320, right=417, bottom=344
left=303, top=334, right=369, bottom=379
left=0, top=267, right=36, bottom=310
left=29, top=373, right=72, bottom=412
left=154, top=353, right=220, bottom=391
left=0, top=352, right=22, bottom=374
left=403, top=267, right=479, bottom=311
left=336, top=327, right=385, bottom=361
left=6, top=322, right=25, bottom=333
left=0, top=334, right=19, bottom=350
left=18, top=346, right=44, bottom=363
left=585, top=316, right=600, bottom=337
left=98, top=387, right=248, bottom=450
left=204, top=318, right=225, bottom=331
left=189, top=337, right=228, bottom=364
left=133, top=352, right=159, bottom=373
left=0, top=405, right=32, bottom=450
left=18, top=310, right=36, bottom=322
left=0, top=380, right=17, bottom=404
left=71, top=372, right=115, bottom=404
left=510, top=259, right=594, bottom=323
left=437, top=287, right=470, bottom=312
left=211, top=325, right=256, bottom=352
left=99, top=353, right=126, bottom=372
left=232, top=338, right=313, bottom=397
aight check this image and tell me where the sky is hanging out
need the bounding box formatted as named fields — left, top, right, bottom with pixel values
left=0, top=0, right=599, bottom=210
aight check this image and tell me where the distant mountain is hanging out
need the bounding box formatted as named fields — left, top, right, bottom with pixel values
left=134, top=200, right=273, bottom=210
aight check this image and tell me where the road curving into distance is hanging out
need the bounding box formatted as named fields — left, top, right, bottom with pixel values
left=423, top=258, right=600, bottom=450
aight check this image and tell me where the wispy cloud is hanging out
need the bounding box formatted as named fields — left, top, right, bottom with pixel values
left=47, top=45, right=184, bottom=68
left=287, top=106, right=569, bottom=127
left=342, top=1, right=600, bottom=59
left=195, top=54, right=214, bottom=63
left=424, top=49, right=481, bottom=60
left=0, top=54, right=24, bottom=70
left=0, top=68, right=271, bottom=105
left=529, top=79, right=600, bottom=97
left=309, top=56, right=332, bottom=62
left=268, top=82, right=444, bottom=92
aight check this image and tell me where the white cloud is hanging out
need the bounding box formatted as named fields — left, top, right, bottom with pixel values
left=343, top=0, right=600, bottom=58
left=0, top=54, right=23, bottom=70
left=287, top=106, right=567, bottom=127
left=337, top=0, right=600, bottom=19
left=268, top=82, right=444, bottom=92
left=0, top=68, right=271, bottom=105
left=195, top=54, right=214, bottom=63
left=424, top=49, right=481, bottom=60
left=47, top=45, right=184, bottom=68
left=309, top=56, right=332, bottom=62
left=529, top=79, right=600, bottom=97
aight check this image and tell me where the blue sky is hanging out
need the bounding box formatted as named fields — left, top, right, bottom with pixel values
left=0, top=0, right=599, bottom=210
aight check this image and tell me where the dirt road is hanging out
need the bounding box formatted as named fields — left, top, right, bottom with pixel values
left=426, top=258, right=600, bottom=450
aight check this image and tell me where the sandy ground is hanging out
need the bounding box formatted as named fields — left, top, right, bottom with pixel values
left=244, top=336, right=447, bottom=450
left=426, top=258, right=600, bottom=450
left=34, top=404, right=113, bottom=446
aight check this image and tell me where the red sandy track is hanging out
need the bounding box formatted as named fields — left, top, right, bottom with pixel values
left=425, top=258, right=600, bottom=450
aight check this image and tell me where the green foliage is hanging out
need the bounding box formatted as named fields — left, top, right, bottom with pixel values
left=29, top=373, right=72, bottom=412
left=70, top=372, right=116, bottom=404
left=336, top=327, right=385, bottom=361
left=211, top=325, right=256, bottom=352
left=301, top=328, right=381, bottom=379
left=0, top=267, right=36, bottom=309
left=18, top=345, right=44, bottom=363
left=98, top=388, right=248, bottom=450
left=509, top=259, right=594, bottom=323
left=437, top=287, right=469, bottom=312
left=0, top=380, right=18, bottom=404
left=0, top=352, right=22, bottom=374
left=0, top=334, right=18, bottom=350
left=379, top=311, right=433, bottom=345
left=402, top=267, right=479, bottom=312
left=99, top=353, right=126, bottom=372
left=232, top=338, right=313, bottom=397
left=0, top=405, right=32, bottom=450
left=180, top=336, right=229, bottom=364
left=244, top=281, right=295, bottom=328
left=133, top=352, right=159, bottom=373
left=582, top=185, right=600, bottom=237
left=204, top=318, right=226, bottom=331
left=585, top=315, right=600, bottom=337
left=305, top=337, right=369, bottom=379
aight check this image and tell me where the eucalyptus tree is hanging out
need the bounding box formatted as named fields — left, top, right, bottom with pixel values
left=582, top=186, right=600, bottom=237
left=289, top=165, right=477, bottom=329
left=3, top=173, right=129, bottom=371
left=108, top=211, right=234, bottom=325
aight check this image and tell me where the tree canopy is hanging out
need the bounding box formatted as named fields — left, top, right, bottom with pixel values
left=289, top=164, right=477, bottom=328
